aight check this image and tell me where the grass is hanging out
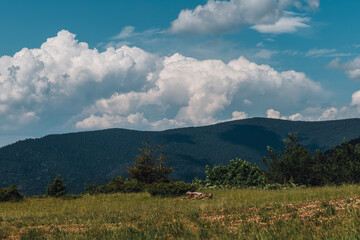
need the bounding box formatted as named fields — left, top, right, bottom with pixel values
left=1, top=185, right=360, bottom=239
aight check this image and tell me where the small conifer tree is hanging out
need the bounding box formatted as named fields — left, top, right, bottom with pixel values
left=46, top=174, right=66, bottom=197
left=127, top=137, right=173, bottom=185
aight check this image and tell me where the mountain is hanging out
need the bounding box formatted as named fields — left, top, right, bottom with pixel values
left=1, top=117, right=360, bottom=195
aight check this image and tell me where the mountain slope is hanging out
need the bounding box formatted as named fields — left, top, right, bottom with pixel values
left=1, top=117, right=360, bottom=194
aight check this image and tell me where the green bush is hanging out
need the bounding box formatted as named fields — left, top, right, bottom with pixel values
left=96, top=176, right=125, bottom=194
left=148, top=181, right=197, bottom=197
left=204, top=158, right=267, bottom=188
left=123, top=179, right=146, bottom=193
left=87, top=177, right=145, bottom=194
left=0, top=184, right=24, bottom=202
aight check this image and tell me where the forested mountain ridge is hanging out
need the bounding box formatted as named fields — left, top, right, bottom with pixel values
left=1, top=117, right=360, bottom=195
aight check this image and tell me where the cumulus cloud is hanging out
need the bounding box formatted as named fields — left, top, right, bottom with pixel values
left=0, top=30, right=160, bottom=130
left=351, top=90, right=360, bottom=108
left=265, top=105, right=356, bottom=122
left=318, top=107, right=338, bottom=121
left=0, top=30, right=326, bottom=133
left=289, top=113, right=303, bottom=121
left=77, top=53, right=323, bottom=130
left=231, top=111, right=248, bottom=120
left=291, top=106, right=360, bottom=121
left=328, top=57, right=360, bottom=81
left=266, top=109, right=287, bottom=119
left=169, top=0, right=318, bottom=35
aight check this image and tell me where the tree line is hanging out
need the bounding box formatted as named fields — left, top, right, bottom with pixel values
left=2, top=133, right=360, bottom=202
left=195, top=133, right=360, bottom=189
left=264, top=133, right=360, bottom=186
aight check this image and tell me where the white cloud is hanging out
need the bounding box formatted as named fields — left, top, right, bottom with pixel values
left=113, top=26, right=135, bottom=39
left=0, top=30, right=326, bottom=132
left=169, top=0, right=280, bottom=35
left=243, top=99, right=252, bottom=105
left=266, top=109, right=287, bottom=119
left=75, top=113, right=149, bottom=130
left=0, top=30, right=160, bottom=130
left=351, top=90, right=360, bottom=108
left=265, top=106, right=354, bottom=122
left=231, top=111, right=248, bottom=120
left=282, top=49, right=299, bottom=56
left=294, top=106, right=359, bottom=121
left=318, top=107, right=338, bottom=121
left=306, top=48, right=336, bottom=58
left=289, top=113, right=303, bottom=121
left=306, top=0, right=320, bottom=10
left=169, top=0, right=318, bottom=35
left=76, top=53, right=324, bottom=130
left=251, top=16, right=310, bottom=34
left=328, top=57, right=360, bottom=81
left=254, top=49, right=278, bottom=59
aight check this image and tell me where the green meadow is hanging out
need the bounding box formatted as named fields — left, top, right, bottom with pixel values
left=1, top=185, right=360, bottom=239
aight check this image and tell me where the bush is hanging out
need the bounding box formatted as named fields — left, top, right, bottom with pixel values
left=96, top=176, right=125, bottom=194
left=46, top=174, right=66, bottom=197
left=123, top=179, right=145, bottom=193
left=84, top=184, right=99, bottom=195
left=0, top=184, right=24, bottom=202
left=148, top=181, right=197, bottom=197
left=87, top=177, right=145, bottom=194
left=204, top=158, right=267, bottom=188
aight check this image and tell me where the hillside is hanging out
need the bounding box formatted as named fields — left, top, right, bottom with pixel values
left=1, top=117, right=360, bottom=194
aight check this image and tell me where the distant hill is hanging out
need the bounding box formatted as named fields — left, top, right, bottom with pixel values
left=1, top=117, right=360, bottom=195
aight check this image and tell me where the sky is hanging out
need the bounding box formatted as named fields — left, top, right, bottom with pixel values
left=1, top=0, right=360, bottom=146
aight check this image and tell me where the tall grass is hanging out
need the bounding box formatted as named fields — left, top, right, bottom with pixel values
left=1, top=185, right=360, bottom=239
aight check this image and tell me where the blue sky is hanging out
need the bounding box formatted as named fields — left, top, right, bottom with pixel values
left=0, top=0, right=360, bottom=146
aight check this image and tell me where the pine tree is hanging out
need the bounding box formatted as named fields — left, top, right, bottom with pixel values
left=46, top=174, right=66, bottom=197
left=127, top=137, right=173, bottom=185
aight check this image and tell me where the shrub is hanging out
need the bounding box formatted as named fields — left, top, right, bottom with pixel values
left=123, top=179, right=145, bottom=193
left=87, top=177, right=145, bottom=194
left=84, top=184, right=99, bottom=195
left=0, top=184, right=24, bottom=202
left=46, top=174, right=66, bottom=197
left=96, top=176, right=125, bottom=194
left=148, top=181, right=197, bottom=197
left=204, top=158, right=267, bottom=188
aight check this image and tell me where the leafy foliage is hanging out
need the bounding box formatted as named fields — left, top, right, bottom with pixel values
left=264, top=133, right=360, bottom=186
left=321, top=139, right=360, bottom=185
left=46, top=174, right=66, bottom=197
left=0, top=184, right=24, bottom=202
left=89, top=177, right=145, bottom=194
left=264, top=133, right=315, bottom=185
left=201, top=158, right=267, bottom=188
left=148, top=181, right=197, bottom=197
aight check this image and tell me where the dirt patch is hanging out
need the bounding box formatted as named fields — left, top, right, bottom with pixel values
left=203, top=196, right=360, bottom=226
